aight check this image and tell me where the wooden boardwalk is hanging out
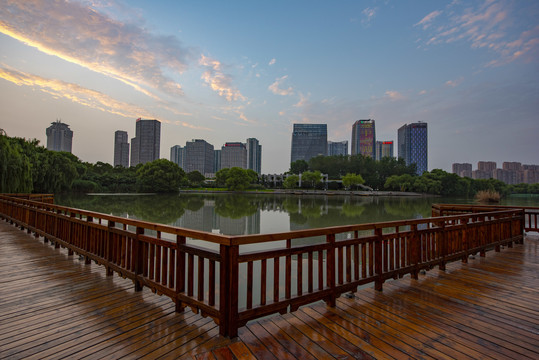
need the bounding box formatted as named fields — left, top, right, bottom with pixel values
left=0, top=220, right=538, bottom=360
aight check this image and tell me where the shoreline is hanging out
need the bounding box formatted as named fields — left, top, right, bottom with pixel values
left=177, top=189, right=426, bottom=197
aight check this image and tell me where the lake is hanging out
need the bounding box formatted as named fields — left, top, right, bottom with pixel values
left=55, top=192, right=539, bottom=236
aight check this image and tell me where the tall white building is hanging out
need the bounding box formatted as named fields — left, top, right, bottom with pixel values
left=170, top=145, right=185, bottom=169
left=246, top=138, right=262, bottom=174
left=185, top=139, right=214, bottom=176
left=221, top=142, right=247, bottom=170
left=46, top=120, right=73, bottom=153
left=130, top=118, right=160, bottom=166
left=114, top=130, right=129, bottom=167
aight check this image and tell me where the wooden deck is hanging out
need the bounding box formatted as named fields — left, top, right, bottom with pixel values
left=1, top=220, right=538, bottom=360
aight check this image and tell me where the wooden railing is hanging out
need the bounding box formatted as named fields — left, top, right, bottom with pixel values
left=2, top=193, right=55, bottom=203
left=432, top=203, right=539, bottom=232
left=0, top=194, right=527, bottom=337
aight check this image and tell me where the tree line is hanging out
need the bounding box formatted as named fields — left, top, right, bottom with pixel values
left=1, top=135, right=537, bottom=195
left=287, top=155, right=539, bottom=196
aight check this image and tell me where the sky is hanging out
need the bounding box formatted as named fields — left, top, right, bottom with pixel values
left=0, top=0, right=538, bottom=174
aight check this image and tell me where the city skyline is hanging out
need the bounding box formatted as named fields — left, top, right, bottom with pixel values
left=1, top=1, right=538, bottom=173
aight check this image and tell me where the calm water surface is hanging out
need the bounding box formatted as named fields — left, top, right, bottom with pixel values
left=56, top=193, right=539, bottom=236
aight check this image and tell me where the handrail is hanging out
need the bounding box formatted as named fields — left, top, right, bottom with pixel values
left=433, top=203, right=539, bottom=232
left=0, top=194, right=529, bottom=337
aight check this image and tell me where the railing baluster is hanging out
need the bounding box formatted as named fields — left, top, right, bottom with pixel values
left=273, top=257, right=280, bottom=303
left=308, top=251, right=313, bottom=293
left=247, top=261, right=253, bottom=309
left=297, top=252, right=303, bottom=297
left=318, top=250, right=323, bottom=291
left=197, top=256, right=204, bottom=301
left=260, top=259, right=267, bottom=306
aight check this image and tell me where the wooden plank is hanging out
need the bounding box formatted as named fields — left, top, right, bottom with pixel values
left=228, top=341, right=258, bottom=360
left=256, top=318, right=317, bottom=360
left=335, top=296, right=476, bottom=360
left=281, top=312, right=358, bottom=359
left=240, top=323, right=282, bottom=360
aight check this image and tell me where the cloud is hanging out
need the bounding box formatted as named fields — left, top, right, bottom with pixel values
left=445, top=77, right=464, bottom=87
left=0, top=65, right=207, bottom=130
left=419, top=90, right=427, bottom=95
left=415, top=1, right=539, bottom=66
left=384, top=90, right=405, bottom=101
left=268, top=58, right=276, bottom=66
left=268, top=75, right=293, bottom=96
left=415, top=10, right=443, bottom=30
left=0, top=0, right=192, bottom=100
left=294, top=92, right=309, bottom=108
left=361, top=7, right=378, bottom=26
left=199, top=55, right=246, bottom=102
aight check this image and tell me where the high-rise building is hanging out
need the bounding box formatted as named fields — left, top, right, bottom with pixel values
left=170, top=145, right=184, bottom=169
left=130, top=118, right=160, bottom=166
left=375, top=141, right=394, bottom=160
left=214, top=150, right=221, bottom=173
left=398, top=122, right=428, bottom=175
left=185, top=139, right=214, bottom=176
left=478, top=161, right=497, bottom=172
left=328, top=141, right=348, bottom=156
left=113, top=130, right=130, bottom=167
left=46, top=120, right=73, bottom=153
left=452, top=163, right=472, bottom=178
left=502, top=162, right=522, bottom=172
left=290, top=124, right=327, bottom=163
left=221, top=142, right=247, bottom=169
left=523, top=165, right=539, bottom=184
left=246, top=138, right=262, bottom=174
left=351, top=119, right=375, bottom=157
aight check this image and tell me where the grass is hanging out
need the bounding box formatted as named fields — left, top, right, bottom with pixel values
left=475, top=189, right=501, bottom=203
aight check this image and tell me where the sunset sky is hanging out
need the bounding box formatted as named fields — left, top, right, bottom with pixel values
left=1, top=0, right=538, bottom=174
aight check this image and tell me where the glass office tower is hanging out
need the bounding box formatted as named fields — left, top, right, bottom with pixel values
left=398, top=122, right=428, bottom=175
left=290, top=124, right=327, bottom=163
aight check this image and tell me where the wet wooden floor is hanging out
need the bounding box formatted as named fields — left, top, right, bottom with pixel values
left=1, top=219, right=538, bottom=359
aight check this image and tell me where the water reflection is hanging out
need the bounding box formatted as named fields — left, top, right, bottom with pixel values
left=55, top=193, right=537, bottom=236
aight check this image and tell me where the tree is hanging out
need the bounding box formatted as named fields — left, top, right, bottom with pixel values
left=342, top=173, right=365, bottom=190
left=283, top=174, right=299, bottom=189
left=225, top=167, right=250, bottom=191
left=136, top=159, right=186, bottom=193
left=215, top=168, right=230, bottom=187
left=0, top=135, right=33, bottom=193
left=384, top=174, right=415, bottom=192
left=290, top=160, right=309, bottom=174
left=187, top=171, right=205, bottom=187
left=245, top=169, right=259, bottom=184
left=301, top=171, right=322, bottom=189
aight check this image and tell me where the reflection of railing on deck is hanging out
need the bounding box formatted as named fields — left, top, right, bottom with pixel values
left=0, top=194, right=531, bottom=337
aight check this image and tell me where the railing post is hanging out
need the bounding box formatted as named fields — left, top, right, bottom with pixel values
left=219, top=243, right=239, bottom=337
left=106, top=221, right=115, bottom=276
left=374, top=227, right=384, bottom=291
left=84, top=216, right=93, bottom=263
left=67, top=212, right=75, bottom=255
left=326, top=233, right=336, bottom=306
left=410, top=224, right=419, bottom=280
left=439, top=221, right=446, bottom=271
left=517, top=210, right=525, bottom=244
left=175, top=235, right=186, bottom=313
left=479, top=215, right=486, bottom=257
left=461, top=218, right=468, bottom=263
left=133, top=226, right=144, bottom=292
